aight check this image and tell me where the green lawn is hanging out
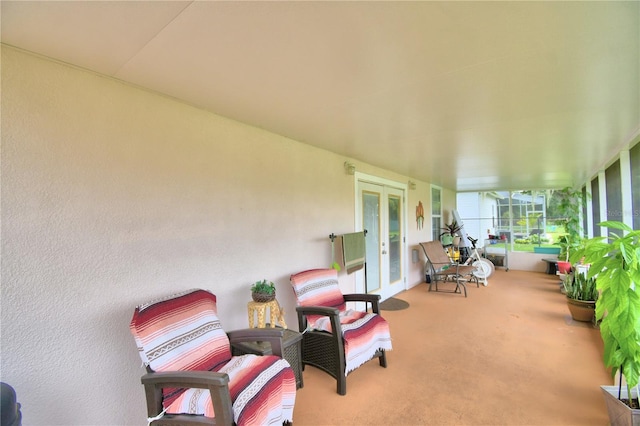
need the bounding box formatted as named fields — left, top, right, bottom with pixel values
left=487, top=242, right=560, bottom=253
left=509, top=226, right=566, bottom=252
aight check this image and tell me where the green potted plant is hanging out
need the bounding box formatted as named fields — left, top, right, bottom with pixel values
left=440, top=220, right=462, bottom=246
left=551, top=187, right=587, bottom=266
left=550, top=187, right=588, bottom=272
left=251, top=279, right=276, bottom=303
left=562, top=271, right=598, bottom=322
left=557, top=235, right=572, bottom=272
left=570, top=221, right=640, bottom=424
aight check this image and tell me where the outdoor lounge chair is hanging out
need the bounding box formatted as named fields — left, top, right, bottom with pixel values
left=289, top=268, right=392, bottom=395
left=129, top=289, right=296, bottom=426
left=419, top=241, right=479, bottom=297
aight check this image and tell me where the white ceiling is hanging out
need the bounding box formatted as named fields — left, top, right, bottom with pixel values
left=2, top=1, right=639, bottom=192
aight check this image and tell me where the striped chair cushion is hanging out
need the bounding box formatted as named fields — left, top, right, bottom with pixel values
left=166, top=354, right=296, bottom=425
left=308, top=308, right=365, bottom=333
left=341, top=312, right=392, bottom=375
left=290, top=268, right=346, bottom=322
left=290, top=268, right=368, bottom=333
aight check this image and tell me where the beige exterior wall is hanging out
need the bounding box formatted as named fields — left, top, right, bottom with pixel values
left=1, top=46, right=446, bottom=424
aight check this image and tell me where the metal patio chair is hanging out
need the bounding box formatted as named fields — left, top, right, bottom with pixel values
left=419, top=241, right=478, bottom=297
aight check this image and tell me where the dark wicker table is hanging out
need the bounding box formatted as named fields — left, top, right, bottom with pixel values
left=542, top=258, right=559, bottom=274
left=231, top=327, right=303, bottom=389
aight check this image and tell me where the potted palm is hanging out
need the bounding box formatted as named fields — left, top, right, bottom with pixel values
left=440, top=220, right=462, bottom=246
left=562, top=271, right=597, bottom=322
left=570, top=221, right=640, bottom=425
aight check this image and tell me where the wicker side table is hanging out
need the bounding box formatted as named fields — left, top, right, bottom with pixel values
left=231, top=327, right=303, bottom=389
left=247, top=300, right=287, bottom=329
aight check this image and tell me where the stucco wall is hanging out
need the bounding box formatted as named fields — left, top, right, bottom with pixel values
left=0, top=46, right=447, bottom=424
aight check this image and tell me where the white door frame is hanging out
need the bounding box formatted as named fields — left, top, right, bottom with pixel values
left=353, top=172, right=408, bottom=299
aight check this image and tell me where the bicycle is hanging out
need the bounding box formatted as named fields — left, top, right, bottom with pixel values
left=463, top=235, right=495, bottom=286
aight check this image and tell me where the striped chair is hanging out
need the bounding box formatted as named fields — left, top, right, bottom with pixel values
left=130, top=289, right=296, bottom=426
left=289, top=268, right=392, bottom=395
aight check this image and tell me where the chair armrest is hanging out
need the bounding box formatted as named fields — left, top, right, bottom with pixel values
left=343, top=293, right=382, bottom=313
left=295, top=306, right=339, bottom=317
left=141, top=370, right=233, bottom=426
left=227, top=328, right=285, bottom=357
left=141, top=370, right=229, bottom=388
left=343, top=293, right=380, bottom=302
left=295, top=306, right=341, bottom=335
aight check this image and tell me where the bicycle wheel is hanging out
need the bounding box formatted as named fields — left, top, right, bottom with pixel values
left=472, top=259, right=494, bottom=283
left=485, top=257, right=496, bottom=275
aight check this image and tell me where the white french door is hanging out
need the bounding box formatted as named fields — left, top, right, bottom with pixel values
left=356, top=178, right=407, bottom=300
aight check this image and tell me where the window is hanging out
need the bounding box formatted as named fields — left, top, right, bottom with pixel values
left=605, top=160, right=623, bottom=237
left=458, top=189, right=584, bottom=253
left=431, top=186, right=441, bottom=242
left=582, top=186, right=589, bottom=237
left=631, top=142, right=640, bottom=230
left=591, top=178, right=601, bottom=237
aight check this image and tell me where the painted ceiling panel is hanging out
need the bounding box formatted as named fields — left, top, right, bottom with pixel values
left=1, top=1, right=638, bottom=191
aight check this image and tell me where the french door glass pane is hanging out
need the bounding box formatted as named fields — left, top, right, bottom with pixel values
left=388, top=194, right=401, bottom=283
left=363, top=191, right=381, bottom=292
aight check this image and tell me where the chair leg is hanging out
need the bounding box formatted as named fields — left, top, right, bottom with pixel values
left=456, top=277, right=468, bottom=297
left=337, top=354, right=347, bottom=395
left=337, top=376, right=346, bottom=396
left=379, top=350, right=387, bottom=368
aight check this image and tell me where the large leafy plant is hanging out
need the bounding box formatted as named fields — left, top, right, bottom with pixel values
left=552, top=187, right=588, bottom=261
left=571, top=221, right=640, bottom=407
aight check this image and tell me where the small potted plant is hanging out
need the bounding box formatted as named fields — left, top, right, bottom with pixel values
left=251, top=279, right=276, bottom=303
left=562, top=271, right=597, bottom=322
left=557, top=235, right=573, bottom=273
left=570, top=221, right=640, bottom=424
left=440, top=220, right=462, bottom=246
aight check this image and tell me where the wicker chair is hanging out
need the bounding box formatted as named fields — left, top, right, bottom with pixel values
left=1, top=383, right=21, bottom=426
left=129, top=289, right=296, bottom=426
left=419, top=241, right=479, bottom=297
left=289, top=268, right=392, bottom=395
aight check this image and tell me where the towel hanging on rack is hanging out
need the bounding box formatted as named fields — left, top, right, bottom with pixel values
left=342, top=231, right=366, bottom=274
